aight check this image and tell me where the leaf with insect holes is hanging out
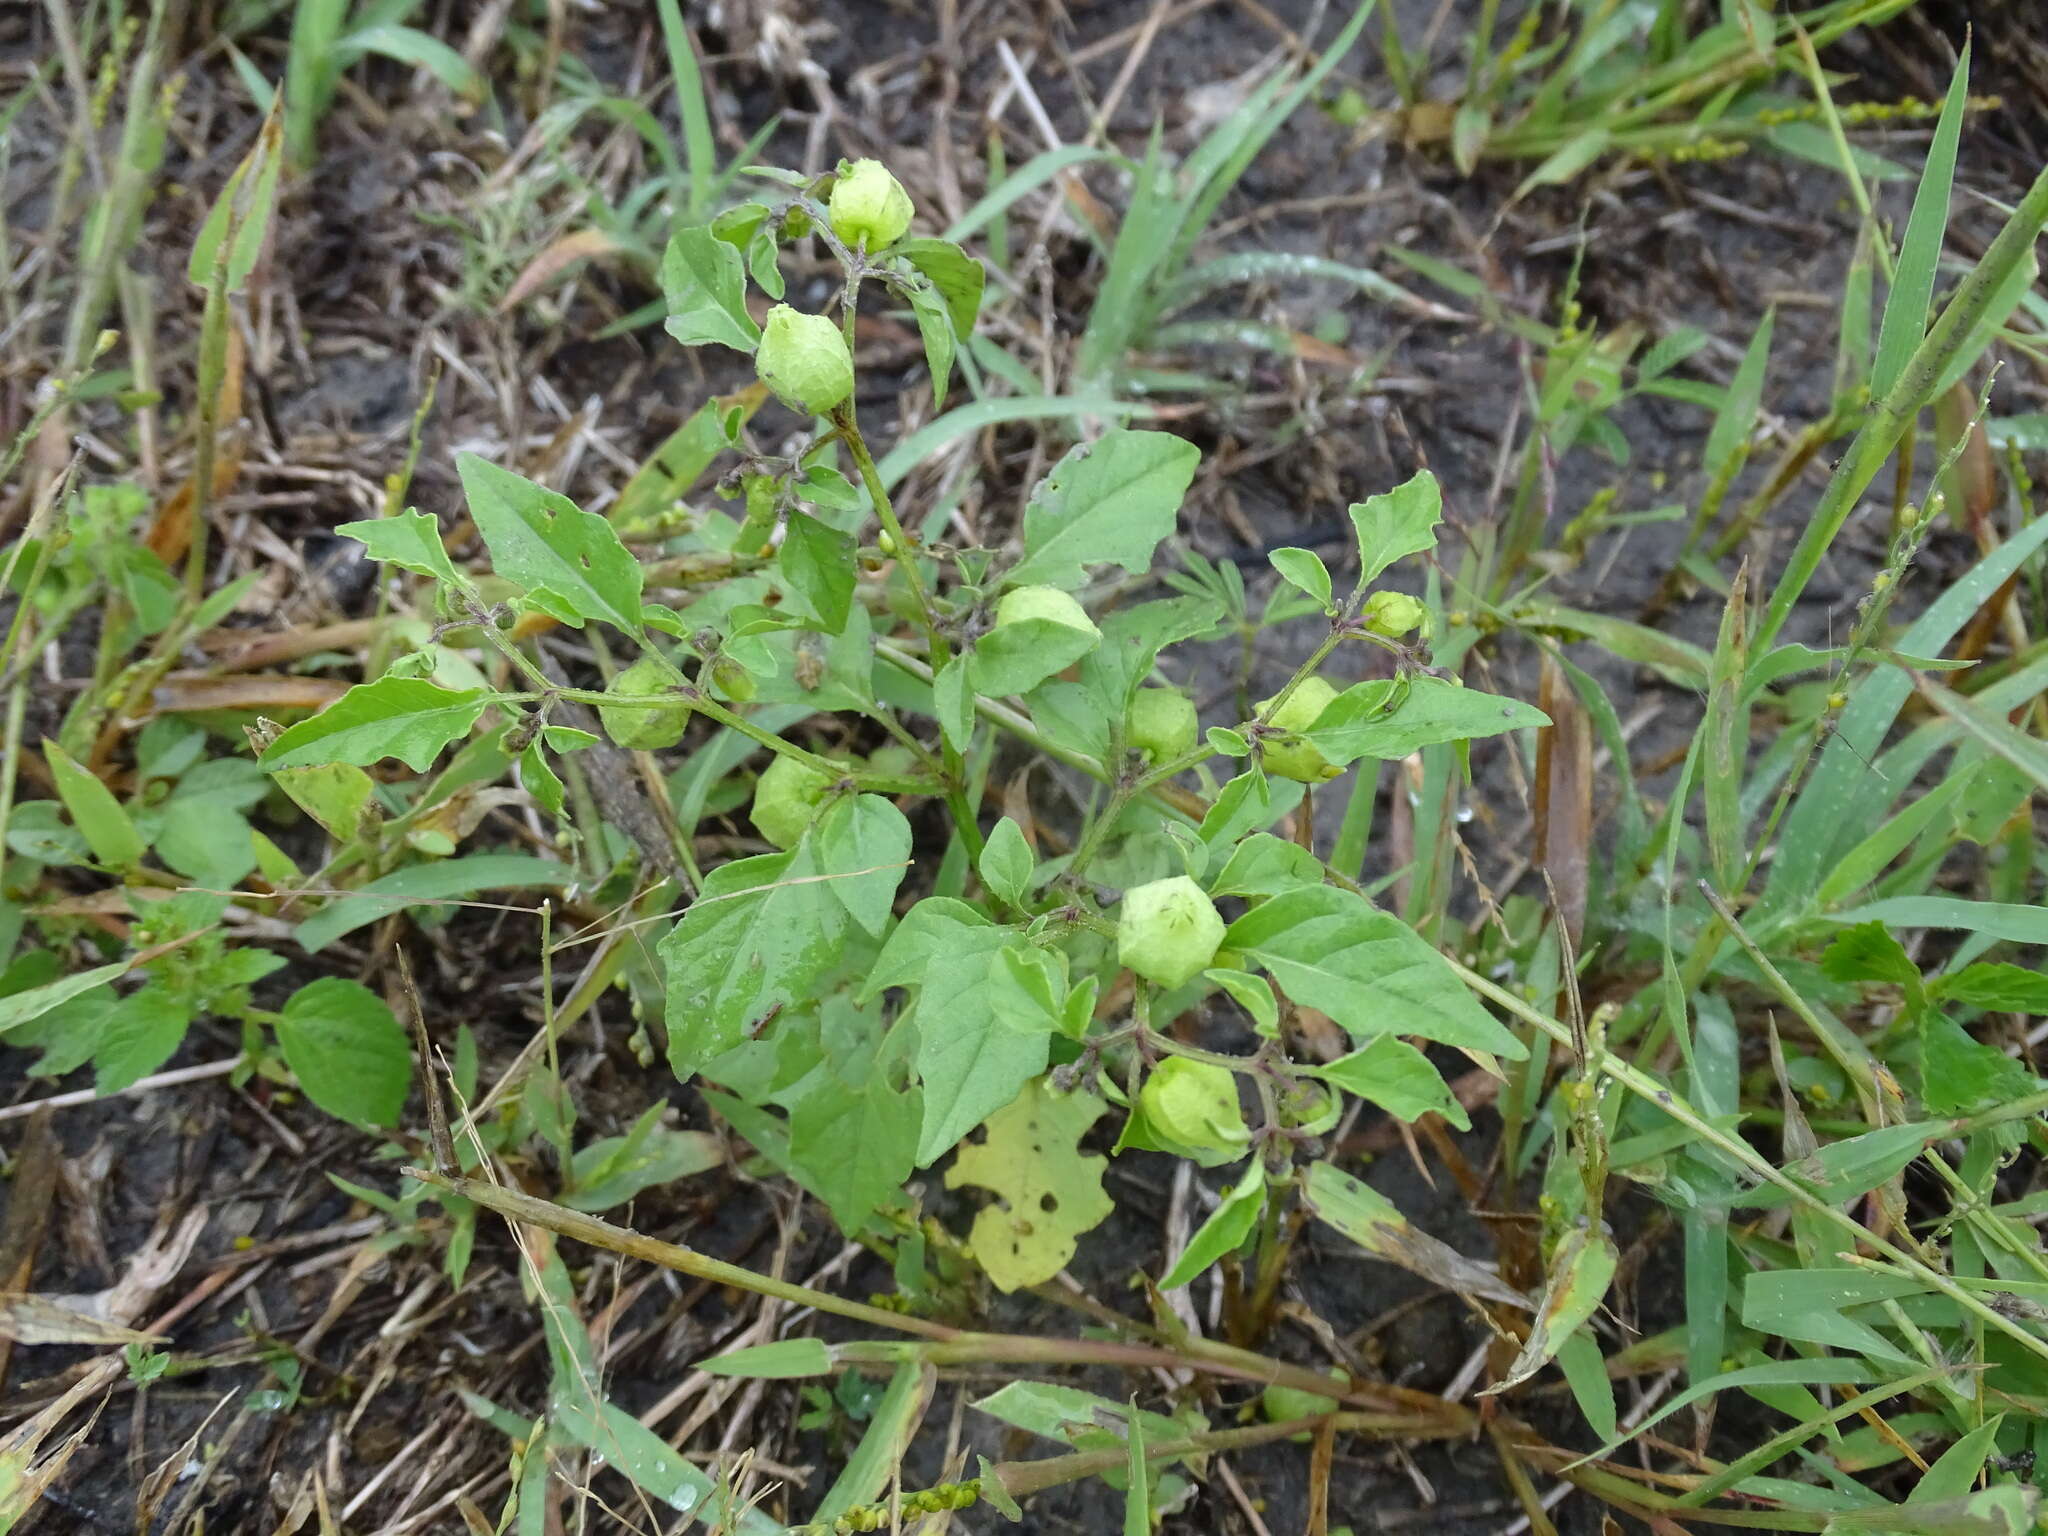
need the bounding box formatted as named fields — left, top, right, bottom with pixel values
left=1160, top=1156, right=1264, bottom=1289
left=337, top=509, right=463, bottom=586
left=945, top=1077, right=1114, bottom=1292
left=258, top=677, right=493, bottom=774
left=893, top=238, right=984, bottom=338
left=1004, top=431, right=1199, bottom=591
left=1308, top=676, right=1547, bottom=766
left=457, top=454, right=645, bottom=634
left=274, top=977, right=412, bottom=1128
left=662, top=224, right=762, bottom=353
left=1347, top=469, right=1442, bottom=585
left=1226, top=885, right=1524, bottom=1059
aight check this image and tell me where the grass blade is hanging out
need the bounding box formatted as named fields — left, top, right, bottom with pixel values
left=1871, top=43, right=1969, bottom=401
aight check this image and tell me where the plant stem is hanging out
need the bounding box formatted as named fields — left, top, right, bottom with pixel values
left=831, top=404, right=985, bottom=858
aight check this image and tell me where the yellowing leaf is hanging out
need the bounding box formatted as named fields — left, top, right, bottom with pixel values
left=946, top=1078, right=1114, bottom=1292
left=1480, top=1224, right=1618, bottom=1397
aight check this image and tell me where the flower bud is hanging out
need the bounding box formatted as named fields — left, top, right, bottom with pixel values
left=1362, top=590, right=1426, bottom=639
left=1117, top=875, right=1225, bottom=990
left=995, top=584, right=1099, bottom=640
left=751, top=753, right=836, bottom=849
left=828, top=159, right=913, bottom=252
left=1139, top=1057, right=1248, bottom=1152
left=709, top=655, right=756, bottom=703
left=1126, top=686, right=1198, bottom=764
left=599, top=657, right=690, bottom=750
left=755, top=304, right=854, bottom=416
left=1254, top=676, right=1340, bottom=783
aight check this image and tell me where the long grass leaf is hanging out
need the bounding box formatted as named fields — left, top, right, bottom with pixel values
left=1871, top=44, right=1969, bottom=400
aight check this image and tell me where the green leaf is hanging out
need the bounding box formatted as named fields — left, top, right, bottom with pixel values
left=337, top=509, right=462, bottom=585
left=945, top=1078, right=1114, bottom=1292
left=274, top=977, right=412, bottom=1127
left=258, top=677, right=492, bottom=773
left=660, top=848, right=850, bottom=1076
left=1315, top=1037, right=1469, bottom=1129
left=978, top=817, right=1033, bottom=908
left=1347, top=469, right=1441, bottom=586
left=1308, top=676, right=1547, bottom=765
left=1226, top=886, right=1525, bottom=1059
left=903, top=277, right=957, bottom=410
left=44, top=738, right=144, bottom=869
left=1737, top=1120, right=1948, bottom=1210
left=700, top=1338, right=834, bottom=1378
left=934, top=653, right=974, bottom=752
left=457, top=454, right=645, bottom=634
left=0, top=959, right=131, bottom=1038
left=1829, top=898, right=2048, bottom=947
left=788, top=1058, right=922, bottom=1236
left=1919, top=1012, right=2038, bottom=1117
left=1820, top=921, right=1923, bottom=1013
left=1207, top=832, right=1321, bottom=901
left=1004, top=430, right=1200, bottom=591
left=1122, top=1392, right=1150, bottom=1536
left=810, top=793, right=912, bottom=939
left=1160, top=1157, right=1264, bottom=1289
left=894, top=237, right=985, bottom=337
left=155, top=758, right=268, bottom=887
left=860, top=900, right=1053, bottom=1165
left=519, top=742, right=566, bottom=819
left=1872, top=44, right=1970, bottom=400
left=1555, top=1328, right=1617, bottom=1443
left=778, top=511, right=856, bottom=632
left=93, top=985, right=191, bottom=1095
left=1206, top=969, right=1278, bottom=1036
left=1268, top=547, right=1332, bottom=611
left=662, top=224, right=761, bottom=353
left=1930, top=963, right=2048, bottom=1014
left=972, top=1380, right=1189, bottom=1458
left=1704, top=309, right=1775, bottom=482
left=189, top=106, right=283, bottom=292
left=812, top=1361, right=936, bottom=1530
left=564, top=1105, right=723, bottom=1212
left=293, top=854, right=571, bottom=952
left=970, top=616, right=1100, bottom=697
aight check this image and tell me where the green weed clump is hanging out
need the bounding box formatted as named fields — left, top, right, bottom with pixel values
left=7, top=3, right=2048, bottom=1532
